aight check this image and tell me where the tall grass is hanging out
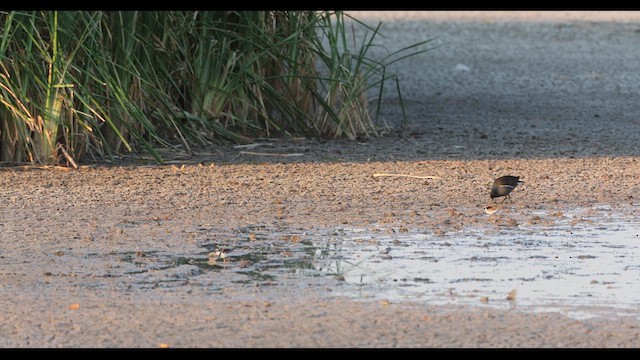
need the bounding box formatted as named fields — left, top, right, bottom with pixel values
left=0, top=11, right=433, bottom=165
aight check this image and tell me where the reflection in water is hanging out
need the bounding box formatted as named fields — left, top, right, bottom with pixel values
left=327, top=220, right=640, bottom=320
left=114, top=210, right=640, bottom=319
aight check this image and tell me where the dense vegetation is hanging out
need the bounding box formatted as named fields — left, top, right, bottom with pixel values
left=0, top=11, right=431, bottom=165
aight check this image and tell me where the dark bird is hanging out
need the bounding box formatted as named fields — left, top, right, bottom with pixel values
left=490, top=175, right=523, bottom=203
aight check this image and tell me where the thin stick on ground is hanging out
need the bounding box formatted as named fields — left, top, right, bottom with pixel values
left=233, top=143, right=271, bottom=149
left=239, top=151, right=304, bottom=157
left=57, top=144, right=78, bottom=169
left=372, top=173, right=442, bottom=180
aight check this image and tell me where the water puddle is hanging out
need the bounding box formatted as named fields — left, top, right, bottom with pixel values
left=71, top=210, right=640, bottom=320
left=320, top=221, right=640, bottom=320
left=109, top=229, right=322, bottom=288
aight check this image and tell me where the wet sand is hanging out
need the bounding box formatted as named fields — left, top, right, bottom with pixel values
left=2, top=11, right=640, bottom=347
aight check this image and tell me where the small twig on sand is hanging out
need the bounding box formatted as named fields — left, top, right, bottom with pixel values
left=40, top=165, right=71, bottom=171
left=234, top=143, right=270, bottom=150
left=57, top=144, right=78, bottom=169
left=372, top=173, right=442, bottom=180
left=239, top=151, right=303, bottom=157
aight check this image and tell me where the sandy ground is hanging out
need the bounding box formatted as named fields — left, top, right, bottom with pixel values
left=2, top=11, right=640, bottom=348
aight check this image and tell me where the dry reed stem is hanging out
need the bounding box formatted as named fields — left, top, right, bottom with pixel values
left=372, top=173, right=442, bottom=180
left=239, top=151, right=304, bottom=157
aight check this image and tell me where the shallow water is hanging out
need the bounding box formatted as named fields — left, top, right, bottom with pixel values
left=316, top=220, right=640, bottom=320
left=66, top=208, right=640, bottom=320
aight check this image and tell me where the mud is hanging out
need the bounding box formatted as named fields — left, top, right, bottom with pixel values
left=2, top=11, right=640, bottom=348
